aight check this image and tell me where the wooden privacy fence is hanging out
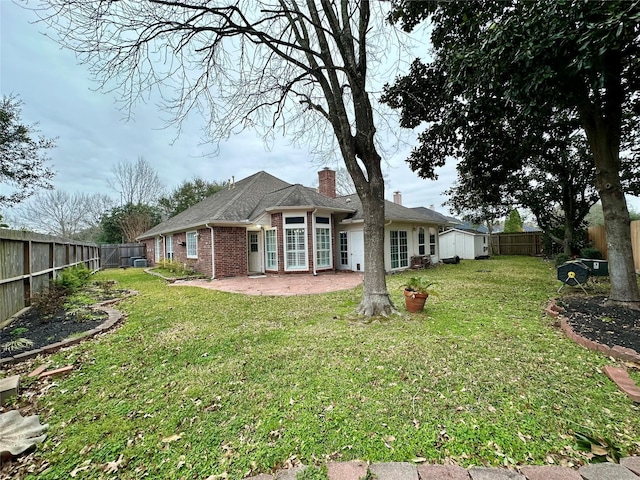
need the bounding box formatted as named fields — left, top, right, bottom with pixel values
left=490, top=232, right=543, bottom=256
left=588, top=220, right=640, bottom=273
left=0, top=229, right=100, bottom=324
left=100, top=243, right=146, bottom=268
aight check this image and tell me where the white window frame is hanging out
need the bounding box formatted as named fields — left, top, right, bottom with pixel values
left=284, top=214, right=308, bottom=271
left=390, top=230, right=408, bottom=269
left=265, top=228, right=278, bottom=270
left=418, top=227, right=426, bottom=256
left=339, top=231, right=349, bottom=267
left=429, top=228, right=437, bottom=256
left=186, top=231, right=198, bottom=259
left=166, top=235, right=174, bottom=260
left=155, top=236, right=161, bottom=263
left=315, top=216, right=332, bottom=268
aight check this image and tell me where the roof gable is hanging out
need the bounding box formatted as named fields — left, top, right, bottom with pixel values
left=139, top=171, right=354, bottom=239
left=251, top=184, right=354, bottom=219
left=140, top=171, right=291, bottom=238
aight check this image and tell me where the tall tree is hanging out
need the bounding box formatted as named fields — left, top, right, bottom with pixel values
left=387, top=1, right=640, bottom=307
left=108, top=157, right=165, bottom=206
left=99, top=203, right=162, bottom=244
left=159, top=177, right=225, bottom=218
left=15, top=190, right=114, bottom=239
left=0, top=95, right=56, bottom=205
left=503, top=209, right=524, bottom=234
left=38, top=0, right=403, bottom=316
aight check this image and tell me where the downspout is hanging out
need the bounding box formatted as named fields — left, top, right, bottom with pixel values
left=205, top=223, right=215, bottom=279
left=384, top=220, right=392, bottom=272
left=311, top=209, right=318, bottom=275
left=259, top=225, right=265, bottom=274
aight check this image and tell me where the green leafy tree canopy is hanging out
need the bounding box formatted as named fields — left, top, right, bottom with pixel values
left=0, top=95, right=56, bottom=205
left=159, top=177, right=224, bottom=218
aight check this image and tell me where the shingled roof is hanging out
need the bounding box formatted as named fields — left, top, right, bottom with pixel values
left=337, top=195, right=452, bottom=225
left=138, top=171, right=354, bottom=240
left=411, top=206, right=459, bottom=226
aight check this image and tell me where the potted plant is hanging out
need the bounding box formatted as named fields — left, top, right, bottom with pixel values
left=403, top=277, right=437, bottom=313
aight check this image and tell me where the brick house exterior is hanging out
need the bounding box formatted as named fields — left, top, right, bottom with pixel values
left=138, top=169, right=453, bottom=278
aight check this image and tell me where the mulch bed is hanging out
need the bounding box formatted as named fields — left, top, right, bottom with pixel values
left=561, top=295, right=640, bottom=354
left=0, top=286, right=130, bottom=359
left=0, top=308, right=107, bottom=357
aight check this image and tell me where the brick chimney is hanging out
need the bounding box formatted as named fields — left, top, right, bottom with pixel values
left=393, top=191, right=402, bottom=205
left=318, top=168, right=336, bottom=198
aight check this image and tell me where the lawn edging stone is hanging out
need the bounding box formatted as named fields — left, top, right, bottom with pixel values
left=551, top=298, right=640, bottom=363
left=602, top=366, right=640, bottom=402
left=326, top=460, right=368, bottom=480
left=518, top=465, right=583, bottom=480
left=241, top=458, right=640, bottom=480
left=0, top=291, right=136, bottom=365
left=549, top=298, right=640, bottom=402
left=621, top=457, right=640, bottom=476
left=579, top=462, right=640, bottom=479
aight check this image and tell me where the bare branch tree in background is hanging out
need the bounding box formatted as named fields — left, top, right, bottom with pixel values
left=108, top=157, right=165, bottom=206
left=38, top=0, right=406, bottom=317
left=16, top=190, right=114, bottom=239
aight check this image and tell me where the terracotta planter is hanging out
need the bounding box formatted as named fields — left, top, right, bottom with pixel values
left=404, top=289, right=429, bottom=313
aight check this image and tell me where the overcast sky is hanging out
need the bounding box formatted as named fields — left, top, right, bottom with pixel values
left=1, top=1, right=638, bottom=220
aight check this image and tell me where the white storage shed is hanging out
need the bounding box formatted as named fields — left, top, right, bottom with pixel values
left=439, top=227, right=490, bottom=260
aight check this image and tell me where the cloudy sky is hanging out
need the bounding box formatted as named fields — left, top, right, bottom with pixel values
left=1, top=1, right=458, bottom=217
left=1, top=1, right=638, bottom=220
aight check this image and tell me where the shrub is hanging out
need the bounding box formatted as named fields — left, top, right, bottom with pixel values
left=30, top=283, right=70, bottom=316
left=554, top=253, right=572, bottom=267
left=580, top=246, right=603, bottom=260
left=156, top=259, right=193, bottom=276
left=53, top=265, right=92, bottom=292
left=31, top=266, right=93, bottom=316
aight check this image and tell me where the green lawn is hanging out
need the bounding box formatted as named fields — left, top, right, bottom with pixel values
left=11, top=257, right=640, bottom=479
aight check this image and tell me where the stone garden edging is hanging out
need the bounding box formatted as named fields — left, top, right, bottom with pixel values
left=547, top=299, right=640, bottom=402
left=0, top=291, right=137, bottom=366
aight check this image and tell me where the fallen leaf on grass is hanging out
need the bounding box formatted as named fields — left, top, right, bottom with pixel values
left=103, top=454, right=124, bottom=474
left=161, top=433, right=183, bottom=443
left=70, top=460, right=92, bottom=477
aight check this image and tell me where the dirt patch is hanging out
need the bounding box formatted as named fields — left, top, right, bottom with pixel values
left=561, top=296, right=640, bottom=354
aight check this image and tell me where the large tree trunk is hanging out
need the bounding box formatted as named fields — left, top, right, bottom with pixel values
left=355, top=166, right=396, bottom=317
left=563, top=222, right=573, bottom=256
left=580, top=111, right=640, bottom=307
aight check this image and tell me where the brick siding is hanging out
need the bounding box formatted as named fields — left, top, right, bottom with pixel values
left=213, top=226, right=248, bottom=277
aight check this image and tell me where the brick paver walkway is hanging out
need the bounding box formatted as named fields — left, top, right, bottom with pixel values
left=244, top=458, right=640, bottom=480
left=172, top=271, right=364, bottom=296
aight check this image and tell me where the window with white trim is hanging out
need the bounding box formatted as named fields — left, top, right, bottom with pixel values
left=418, top=227, right=426, bottom=256
left=390, top=230, right=408, bottom=269
left=155, top=237, right=161, bottom=263
left=285, top=216, right=307, bottom=270
left=429, top=228, right=437, bottom=256
left=166, top=235, right=174, bottom=260
left=265, top=229, right=278, bottom=270
left=315, top=216, right=331, bottom=268
left=339, top=231, right=349, bottom=266
left=186, top=231, right=198, bottom=258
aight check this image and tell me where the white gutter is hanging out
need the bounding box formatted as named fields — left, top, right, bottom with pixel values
left=311, top=209, right=318, bottom=275
left=205, top=223, right=215, bottom=279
